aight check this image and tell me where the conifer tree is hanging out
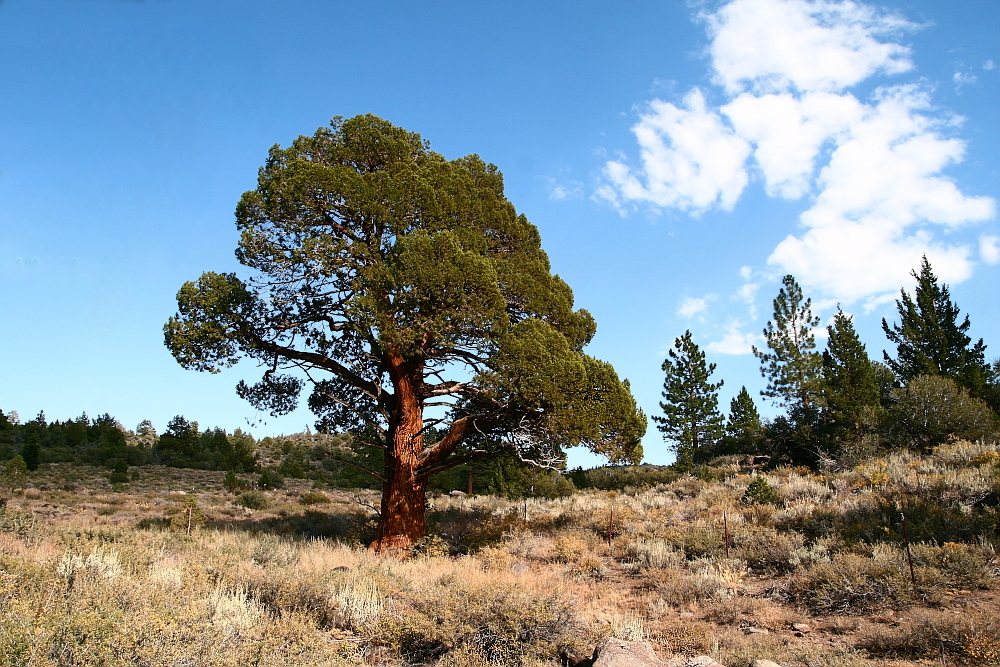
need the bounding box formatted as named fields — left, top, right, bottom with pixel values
left=721, top=386, right=763, bottom=455
left=753, top=275, right=823, bottom=411
left=654, top=331, right=724, bottom=466
left=164, top=115, right=645, bottom=551
left=823, top=308, right=881, bottom=446
left=882, top=256, right=992, bottom=404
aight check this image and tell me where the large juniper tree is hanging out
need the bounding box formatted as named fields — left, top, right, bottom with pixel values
left=164, top=115, right=645, bottom=552
left=882, top=256, right=993, bottom=406
left=654, top=330, right=724, bottom=466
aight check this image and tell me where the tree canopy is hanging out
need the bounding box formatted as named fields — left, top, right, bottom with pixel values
left=753, top=275, right=823, bottom=412
left=882, top=256, right=993, bottom=405
left=164, top=115, right=645, bottom=551
left=653, top=330, right=723, bottom=467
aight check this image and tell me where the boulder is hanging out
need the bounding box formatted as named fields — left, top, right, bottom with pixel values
left=749, top=660, right=783, bottom=667
left=591, top=638, right=666, bottom=667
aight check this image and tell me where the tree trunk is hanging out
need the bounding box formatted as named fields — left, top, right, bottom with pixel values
left=369, top=351, right=427, bottom=554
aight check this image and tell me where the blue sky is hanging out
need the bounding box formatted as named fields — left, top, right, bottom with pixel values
left=1, top=0, right=997, bottom=467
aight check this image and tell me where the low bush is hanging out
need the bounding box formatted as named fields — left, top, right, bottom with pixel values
left=236, top=490, right=270, bottom=510
left=298, top=491, right=331, bottom=505
left=381, top=581, right=586, bottom=666
left=860, top=607, right=1000, bottom=665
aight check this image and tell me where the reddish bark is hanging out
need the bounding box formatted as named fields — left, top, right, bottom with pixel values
left=369, top=351, right=427, bottom=554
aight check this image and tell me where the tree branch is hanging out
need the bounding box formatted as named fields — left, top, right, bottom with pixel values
left=326, top=455, right=386, bottom=483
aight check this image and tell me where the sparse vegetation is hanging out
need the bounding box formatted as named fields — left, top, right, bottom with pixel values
left=1, top=439, right=996, bottom=666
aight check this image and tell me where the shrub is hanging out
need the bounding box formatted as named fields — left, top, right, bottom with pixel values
left=791, top=552, right=900, bottom=614
left=888, top=375, right=996, bottom=448
left=742, top=475, right=777, bottom=506
left=169, top=498, right=205, bottom=534
left=383, top=582, right=584, bottom=666
left=861, top=607, right=1000, bottom=665
left=298, top=491, right=331, bottom=505
left=223, top=469, right=243, bottom=493
left=236, top=490, right=270, bottom=510
left=258, top=468, right=284, bottom=490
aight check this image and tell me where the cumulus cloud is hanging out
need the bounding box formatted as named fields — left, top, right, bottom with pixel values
left=723, top=91, right=860, bottom=198
left=597, top=89, right=750, bottom=214
left=704, top=0, right=916, bottom=95
left=601, top=0, right=995, bottom=306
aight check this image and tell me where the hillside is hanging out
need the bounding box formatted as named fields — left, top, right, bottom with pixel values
left=1, top=440, right=998, bottom=666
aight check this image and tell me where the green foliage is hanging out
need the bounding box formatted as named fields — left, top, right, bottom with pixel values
left=654, top=330, right=724, bottom=466
left=107, top=459, right=129, bottom=485
left=162, top=114, right=645, bottom=547
left=720, top=386, right=764, bottom=455
left=882, top=256, right=994, bottom=405
left=298, top=491, right=331, bottom=505
left=484, top=453, right=575, bottom=499
left=258, top=468, right=284, bottom=490
left=887, top=375, right=996, bottom=448
left=3, top=455, right=27, bottom=492
left=236, top=490, right=270, bottom=510
left=568, top=464, right=679, bottom=490
left=754, top=275, right=824, bottom=412
left=169, top=498, right=205, bottom=534
left=223, top=469, right=242, bottom=493
left=742, top=475, right=778, bottom=506
left=823, top=308, right=883, bottom=450
left=20, top=442, right=39, bottom=472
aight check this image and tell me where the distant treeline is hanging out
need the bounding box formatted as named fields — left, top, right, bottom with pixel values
left=0, top=411, right=256, bottom=473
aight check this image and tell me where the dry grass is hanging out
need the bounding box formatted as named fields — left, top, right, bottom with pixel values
left=1, top=440, right=998, bottom=666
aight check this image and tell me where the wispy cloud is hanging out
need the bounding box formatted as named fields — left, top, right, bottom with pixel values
left=677, top=294, right=716, bottom=318
left=543, top=176, right=584, bottom=201
left=981, top=235, right=1000, bottom=265
left=599, top=0, right=996, bottom=307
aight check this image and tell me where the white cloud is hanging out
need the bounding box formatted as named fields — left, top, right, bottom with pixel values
left=984, top=60, right=996, bottom=71
left=724, top=91, right=861, bottom=198
left=981, top=235, right=1000, bottom=265
left=704, top=0, right=916, bottom=95
left=736, top=282, right=759, bottom=304
left=767, top=85, right=995, bottom=304
left=601, top=0, right=996, bottom=307
left=543, top=177, right=584, bottom=201
left=598, top=89, right=750, bottom=214
left=706, top=324, right=759, bottom=355
left=954, top=71, right=978, bottom=90
left=677, top=295, right=715, bottom=318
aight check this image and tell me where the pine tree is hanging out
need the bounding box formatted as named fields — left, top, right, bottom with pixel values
left=753, top=275, right=823, bottom=411
left=882, top=256, right=991, bottom=402
left=654, top=331, right=724, bottom=467
left=721, top=386, right=764, bottom=455
left=823, top=308, right=882, bottom=447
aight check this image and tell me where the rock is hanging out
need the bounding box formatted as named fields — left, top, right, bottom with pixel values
left=448, top=490, right=467, bottom=497
left=744, top=627, right=769, bottom=635
left=749, top=660, right=783, bottom=667
left=331, top=565, right=350, bottom=572
left=791, top=623, right=811, bottom=633
left=683, top=657, right=723, bottom=667
left=679, top=611, right=695, bottom=619
left=592, top=638, right=667, bottom=667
